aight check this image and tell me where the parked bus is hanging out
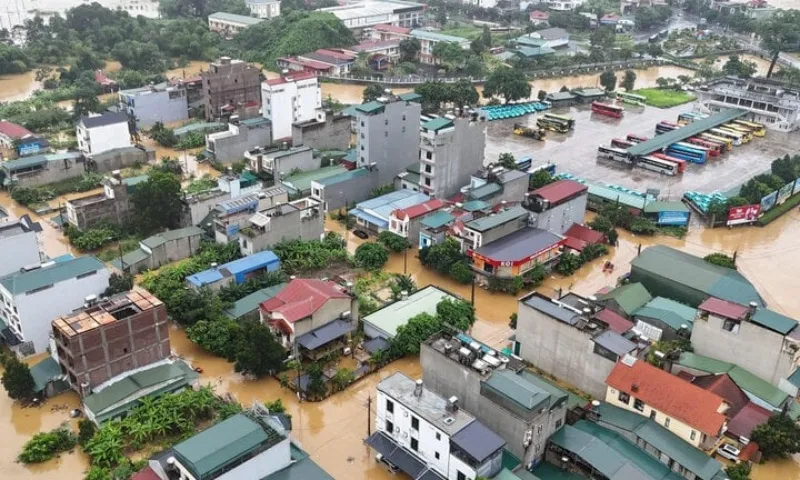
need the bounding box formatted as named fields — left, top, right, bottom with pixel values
left=655, top=122, right=677, bottom=134
left=617, top=92, right=646, bottom=107
left=678, top=112, right=705, bottom=123
left=627, top=133, right=648, bottom=143
left=652, top=153, right=687, bottom=173
left=686, top=137, right=722, bottom=157
left=528, top=162, right=557, bottom=176
left=733, top=119, right=766, bottom=136
left=542, top=113, right=575, bottom=130
left=637, top=156, right=679, bottom=176
left=709, top=128, right=744, bottom=145
left=591, top=102, right=625, bottom=118
left=597, top=146, right=630, bottom=163
left=722, top=123, right=754, bottom=142
left=611, top=138, right=635, bottom=149
left=666, top=144, right=707, bottom=164
left=537, top=117, right=570, bottom=133
left=673, top=141, right=710, bottom=154
left=699, top=132, right=733, bottom=151
left=515, top=156, right=534, bottom=171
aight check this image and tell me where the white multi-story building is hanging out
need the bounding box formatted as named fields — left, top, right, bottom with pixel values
left=76, top=112, right=132, bottom=156
left=696, top=76, right=800, bottom=132
left=119, top=83, right=188, bottom=129
left=0, top=256, right=110, bottom=357
left=367, top=372, right=506, bottom=480
left=460, top=0, right=498, bottom=9
left=246, top=0, right=281, bottom=18
left=318, top=0, right=425, bottom=33
left=262, top=72, right=322, bottom=141
left=0, top=215, right=43, bottom=277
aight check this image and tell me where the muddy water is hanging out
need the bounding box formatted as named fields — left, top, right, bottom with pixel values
left=0, top=70, right=42, bottom=103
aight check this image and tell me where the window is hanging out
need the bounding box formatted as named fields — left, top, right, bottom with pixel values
left=385, top=119, right=388, bottom=126
left=361, top=133, right=364, bottom=139
left=722, top=319, right=740, bottom=333
left=424, top=165, right=432, bottom=173
left=634, top=399, right=644, bottom=411
left=435, top=432, right=441, bottom=441
left=386, top=420, right=394, bottom=433
left=361, top=121, right=365, bottom=127
left=410, top=438, right=418, bottom=451
left=555, top=419, right=563, bottom=429
left=617, top=391, right=630, bottom=404
left=457, top=472, right=466, bottom=480
left=664, top=418, right=670, bottom=428
left=411, top=416, right=419, bottom=431
left=426, top=151, right=432, bottom=160
left=402, top=115, right=406, bottom=121
left=690, top=430, right=696, bottom=441
left=385, top=131, right=388, bottom=137
left=434, top=452, right=440, bottom=460
left=424, top=178, right=431, bottom=186
left=649, top=410, right=656, bottom=420
left=386, top=399, right=394, bottom=413
left=361, top=145, right=365, bottom=151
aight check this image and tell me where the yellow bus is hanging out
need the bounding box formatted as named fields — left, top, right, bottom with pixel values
left=709, top=128, right=744, bottom=146
left=722, top=124, right=754, bottom=142
left=733, top=119, right=766, bottom=137
left=700, top=132, right=733, bottom=151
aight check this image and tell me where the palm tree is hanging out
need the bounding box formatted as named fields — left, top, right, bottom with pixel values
left=394, top=274, right=416, bottom=295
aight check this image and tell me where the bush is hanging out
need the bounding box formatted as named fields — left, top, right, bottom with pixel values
left=11, top=186, right=49, bottom=206
left=378, top=231, right=409, bottom=252
left=725, top=462, right=751, bottom=480
left=704, top=253, right=736, bottom=269
left=629, top=217, right=658, bottom=235
left=556, top=253, right=583, bottom=276
left=448, top=261, right=474, bottom=284
left=487, top=276, right=524, bottom=294
left=580, top=243, right=609, bottom=262
left=19, top=428, right=77, bottom=463
left=78, top=419, right=96, bottom=447
left=420, top=238, right=473, bottom=284
left=354, top=242, right=389, bottom=270
left=64, top=223, right=120, bottom=251
left=751, top=413, right=800, bottom=460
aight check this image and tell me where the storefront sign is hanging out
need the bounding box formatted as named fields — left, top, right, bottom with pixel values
left=727, top=204, right=761, bottom=226
left=760, top=191, right=778, bottom=212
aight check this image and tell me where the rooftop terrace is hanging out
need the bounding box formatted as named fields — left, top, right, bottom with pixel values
left=53, top=289, right=163, bottom=337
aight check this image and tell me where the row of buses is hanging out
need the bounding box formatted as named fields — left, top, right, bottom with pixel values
left=598, top=133, right=688, bottom=176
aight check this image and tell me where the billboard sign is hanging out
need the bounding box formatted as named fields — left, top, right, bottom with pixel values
left=777, top=181, right=795, bottom=205
left=657, top=211, right=690, bottom=226
left=727, top=204, right=761, bottom=226
left=760, top=190, right=778, bottom=212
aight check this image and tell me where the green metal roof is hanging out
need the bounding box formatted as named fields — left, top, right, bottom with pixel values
left=420, top=211, right=454, bottom=229
left=630, top=245, right=764, bottom=307
left=643, top=201, right=690, bottom=214
left=633, top=296, right=696, bottom=331
left=110, top=248, right=150, bottom=270
left=281, top=165, right=349, bottom=193
left=355, top=101, right=385, bottom=114
left=465, top=205, right=526, bottom=232
left=173, top=122, right=226, bottom=136
left=494, top=468, right=525, bottom=480
left=316, top=167, right=369, bottom=186
left=208, top=11, right=264, bottom=25
left=398, top=92, right=423, bottom=102
left=468, top=182, right=503, bottom=201
left=573, top=88, right=606, bottom=97
left=598, top=282, right=652, bottom=316
left=530, top=463, right=584, bottom=480
left=0, top=256, right=105, bottom=295
left=751, top=308, right=797, bottom=335
left=482, top=370, right=552, bottom=410
left=362, top=286, right=456, bottom=338
left=410, top=29, right=470, bottom=44
left=264, top=444, right=334, bottom=479
left=225, top=283, right=286, bottom=319
left=501, top=448, right=522, bottom=472
left=678, top=352, right=788, bottom=408
left=545, top=91, right=576, bottom=101
left=422, top=117, right=453, bottom=132
left=141, top=226, right=204, bottom=250
left=174, top=413, right=279, bottom=479
left=461, top=200, right=490, bottom=212
left=588, top=183, right=649, bottom=210
left=30, top=357, right=62, bottom=393
left=627, top=109, right=747, bottom=157
left=593, top=403, right=723, bottom=480
left=2, top=152, right=82, bottom=171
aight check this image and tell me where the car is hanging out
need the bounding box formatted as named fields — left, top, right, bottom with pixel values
left=717, top=443, right=740, bottom=461
left=353, top=229, right=369, bottom=239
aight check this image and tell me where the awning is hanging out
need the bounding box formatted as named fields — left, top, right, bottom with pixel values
left=366, top=432, right=429, bottom=479
left=296, top=319, right=355, bottom=351
left=348, top=208, right=389, bottom=229
left=363, top=337, right=390, bottom=354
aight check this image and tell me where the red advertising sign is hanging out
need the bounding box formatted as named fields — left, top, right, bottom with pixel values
left=727, top=204, right=761, bottom=226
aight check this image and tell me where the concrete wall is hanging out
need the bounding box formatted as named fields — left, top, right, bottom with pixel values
left=67, top=183, right=132, bottom=230
left=498, top=174, right=530, bottom=206
left=293, top=297, right=353, bottom=336
left=79, top=121, right=132, bottom=156
left=6, top=157, right=84, bottom=187
left=691, top=313, right=795, bottom=386
left=267, top=147, right=317, bottom=175
left=532, top=193, right=588, bottom=235
left=292, top=112, right=351, bottom=151
left=421, top=117, right=486, bottom=199
left=208, top=124, right=272, bottom=164
left=263, top=77, right=321, bottom=140
left=312, top=171, right=379, bottom=212
left=88, top=147, right=154, bottom=174
left=147, top=234, right=203, bottom=268
left=471, top=213, right=527, bottom=249
left=356, top=100, right=422, bottom=185
left=183, top=190, right=231, bottom=226
left=0, top=230, right=40, bottom=277
left=202, top=60, right=262, bottom=121
left=516, top=299, right=615, bottom=399
left=239, top=208, right=324, bottom=255
left=121, top=88, right=188, bottom=128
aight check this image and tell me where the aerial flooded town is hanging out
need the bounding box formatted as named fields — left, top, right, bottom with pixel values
left=3, top=1, right=800, bottom=480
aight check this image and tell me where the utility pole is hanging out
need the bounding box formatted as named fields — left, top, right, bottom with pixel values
left=470, top=275, right=476, bottom=305
left=403, top=245, right=408, bottom=274
left=366, top=394, right=372, bottom=437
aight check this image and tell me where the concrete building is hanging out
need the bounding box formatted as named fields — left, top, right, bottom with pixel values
left=461, top=0, right=498, bottom=9
left=691, top=296, right=799, bottom=387
left=111, top=227, right=205, bottom=274
left=51, top=288, right=170, bottom=394
left=605, top=356, right=729, bottom=450
left=262, top=71, right=322, bottom=141
left=318, top=0, right=425, bottom=34
left=514, top=291, right=641, bottom=399
left=309, top=167, right=378, bottom=212
left=419, top=115, right=486, bottom=199
left=410, top=29, right=472, bottom=65
left=528, top=27, right=570, bottom=47
left=213, top=186, right=288, bottom=244
left=206, top=117, right=272, bottom=164
left=349, top=189, right=430, bottom=233
left=465, top=169, right=530, bottom=207
left=0, top=120, right=47, bottom=156
left=181, top=171, right=262, bottom=226
left=363, top=286, right=458, bottom=340
left=292, top=109, right=352, bottom=151
left=201, top=57, right=262, bottom=121
left=696, top=76, right=800, bottom=132
left=76, top=112, right=132, bottom=156
left=65, top=174, right=145, bottom=231
left=0, top=256, right=110, bottom=356
left=354, top=93, right=422, bottom=185
left=388, top=197, right=445, bottom=243
left=245, top=145, right=316, bottom=178
left=631, top=296, right=696, bottom=342
left=186, top=250, right=280, bottom=290
left=367, top=372, right=506, bottom=480
left=458, top=204, right=528, bottom=252
left=421, top=331, right=569, bottom=467
left=246, top=0, right=280, bottom=18
left=239, top=197, right=324, bottom=256
left=145, top=406, right=333, bottom=480
left=418, top=210, right=455, bottom=249
left=525, top=179, right=589, bottom=235
left=0, top=215, right=43, bottom=277
left=471, top=227, right=564, bottom=280
left=207, top=11, right=264, bottom=37
left=118, top=83, right=189, bottom=128
left=260, top=278, right=356, bottom=360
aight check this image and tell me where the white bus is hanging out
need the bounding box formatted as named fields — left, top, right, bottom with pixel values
left=637, top=155, right=679, bottom=176
left=597, top=146, right=630, bottom=163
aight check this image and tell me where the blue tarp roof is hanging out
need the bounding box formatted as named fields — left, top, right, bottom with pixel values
left=186, top=251, right=280, bottom=287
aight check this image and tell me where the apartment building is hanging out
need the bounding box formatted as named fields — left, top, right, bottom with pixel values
left=0, top=256, right=110, bottom=356
left=246, top=145, right=316, bottom=177
left=318, top=0, right=425, bottom=34
left=76, top=112, right=132, bottom=156
left=388, top=197, right=445, bottom=242
left=605, top=356, right=729, bottom=450
left=421, top=331, right=569, bottom=467
left=206, top=117, right=272, bottom=164
left=367, top=372, right=506, bottom=480
left=262, top=71, right=322, bottom=140
left=118, top=83, right=189, bottom=129
left=291, top=109, right=352, bottom=151
left=239, top=197, right=324, bottom=256
left=207, top=12, right=264, bottom=37
left=0, top=215, right=42, bottom=277
left=696, top=76, right=800, bottom=132
left=411, top=29, right=471, bottom=65
left=201, top=57, right=263, bottom=121
left=51, top=288, right=170, bottom=394
left=524, top=179, right=588, bottom=235
left=419, top=115, right=486, bottom=199
left=246, top=0, right=280, bottom=18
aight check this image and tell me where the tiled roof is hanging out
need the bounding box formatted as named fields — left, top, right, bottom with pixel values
left=261, top=279, right=349, bottom=323
left=692, top=374, right=749, bottom=417
left=372, top=23, right=411, bottom=34
left=593, top=308, right=633, bottom=334
left=564, top=223, right=604, bottom=245
left=530, top=179, right=587, bottom=205
left=393, top=198, right=445, bottom=220
left=697, top=297, right=748, bottom=320
left=726, top=402, right=772, bottom=440
left=0, top=120, right=32, bottom=139
left=606, top=359, right=727, bottom=437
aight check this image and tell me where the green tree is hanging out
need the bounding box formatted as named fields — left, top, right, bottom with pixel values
left=483, top=67, right=531, bottom=104
left=305, top=362, right=327, bottom=398
left=537, top=89, right=547, bottom=101
left=725, top=462, right=751, bottom=480
left=529, top=170, right=553, bottom=190
left=449, top=261, right=473, bottom=284
left=131, top=171, right=183, bottom=234
left=168, top=287, right=230, bottom=326
left=104, top=273, right=133, bottom=296
left=599, top=70, right=617, bottom=91
left=498, top=152, right=517, bottom=170
left=354, top=242, right=389, bottom=270
left=399, top=37, right=421, bottom=62
left=759, top=10, right=800, bottom=78
left=1, top=354, right=35, bottom=400
left=18, top=428, right=77, bottom=463
left=331, top=367, right=355, bottom=392
left=72, top=84, right=102, bottom=120
left=391, top=313, right=442, bottom=356
left=752, top=412, right=800, bottom=460
left=432, top=41, right=466, bottom=71
left=704, top=253, right=736, bottom=269
left=621, top=70, right=637, bottom=91
left=436, top=298, right=475, bottom=331
left=187, top=318, right=243, bottom=360
left=722, top=55, right=757, bottom=79
left=362, top=83, right=385, bottom=102
left=556, top=253, right=583, bottom=276
left=160, top=0, right=249, bottom=18
left=147, top=122, right=177, bottom=147
left=378, top=231, right=409, bottom=252
left=234, top=319, right=286, bottom=377
left=449, top=79, right=479, bottom=107
left=78, top=419, right=96, bottom=447
left=509, top=312, right=517, bottom=329
left=391, top=274, right=417, bottom=300
left=480, top=25, right=492, bottom=48
left=590, top=26, right=616, bottom=50
left=629, top=217, right=658, bottom=235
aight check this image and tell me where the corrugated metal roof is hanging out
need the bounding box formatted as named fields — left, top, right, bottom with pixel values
left=627, top=109, right=747, bottom=156
left=475, top=227, right=562, bottom=262
left=461, top=200, right=490, bottom=212
left=355, top=101, right=385, bottom=114
left=523, top=294, right=582, bottom=325
left=296, top=319, right=355, bottom=350
left=208, top=11, right=264, bottom=25
left=422, top=117, right=453, bottom=132
left=225, top=283, right=286, bottom=319
left=466, top=205, right=527, bottom=232
left=588, top=183, right=648, bottom=210
left=30, top=357, right=61, bottom=393
left=110, top=248, right=150, bottom=270
left=752, top=308, right=797, bottom=335
left=597, top=282, right=652, bottom=316
left=0, top=256, right=105, bottom=295
left=282, top=165, right=349, bottom=193
left=79, top=112, right=128, bottom=129
left=398, top=92, right=422, bottom=102
left=633, top=297, right=696, bottom=332
left=467, top=182, right=503, bottom=201
left=363, top=286, right=456, bottom=338
left=592, top=330, right=636, bottom=355
left=186, top=251, right=279, bottom=287
left=141, top=227, right=204, bottom=250
left=530, top=180, right=587, bottom=205
left=642, top=201, right=689, bottom=214
left=450, top=420, right=506, bottom=463
left=420, top=211, right=454, bottom=229
left=2, top=151, right=82, bottom=171
left=482, top=369, right=552, bottom=410
left=410, top=29, right=470, bottom=43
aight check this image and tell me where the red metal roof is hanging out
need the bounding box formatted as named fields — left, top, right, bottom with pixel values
left=606, top=359, right=727, bottom=437
left=372, top=23, right=411, bottom=34
left=351, top=40, right=401, bottom=52
left=93, top=69, right=117, bottom=87
left=530, top=10, right=549, bottom=19
left=693, top=374, right=749, bottom=417
left=315, top=48, right=356, bottom=60
left=530, top=180, right=588, bottom=205
left=727, top=402, right=772, bottom=440
left=266, top=70, right=318, bottom=86
left=565, top=223, right=605, bottom=246
left=562, top=236, right=587, bottom=252
left=698, top=297, right=749, bottom=320
left=260, top=279, right=349, bottom=323
left=393, top=198, right=445, bottom=220
left=130, top=467, right=161, bottom=480
left=0, top=120, right=33, bottom=139
left=593, top=308, right=634, bottom=334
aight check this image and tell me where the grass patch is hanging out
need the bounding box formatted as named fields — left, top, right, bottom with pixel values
left=632, top=88, right=696, bottom=108
left=442, top=25, right=482, bottom=41
left=757, top=193, right=800, bottom=226
left=95, top=237, right=143, bottom=262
